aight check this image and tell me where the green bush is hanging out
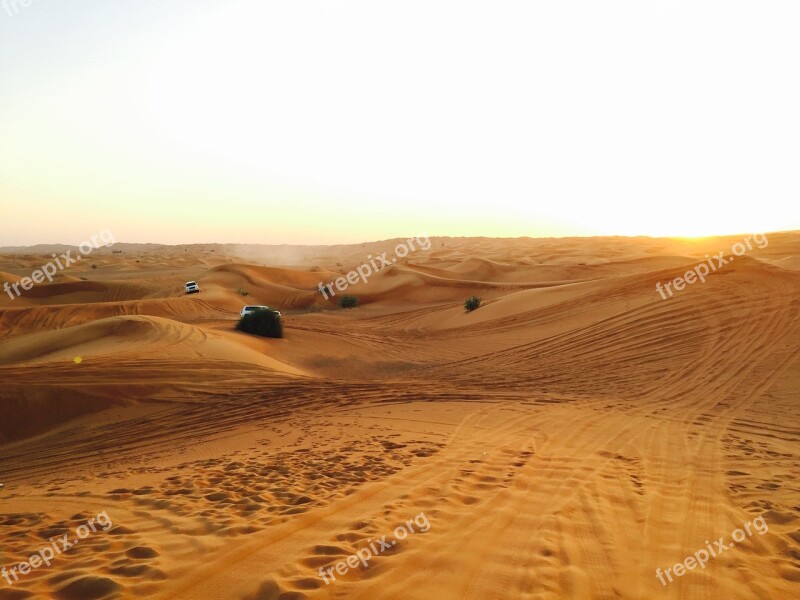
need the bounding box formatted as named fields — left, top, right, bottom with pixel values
left=235, top=287, right=250, bottom=297
left=236, top=309, right=283, bottom=338
left=464, top=296, right=482, bottom=312
left=339, top=295, right=359, bottom=309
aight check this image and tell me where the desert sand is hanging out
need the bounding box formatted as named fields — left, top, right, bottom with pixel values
left=0, top=233, right=798, bottom=599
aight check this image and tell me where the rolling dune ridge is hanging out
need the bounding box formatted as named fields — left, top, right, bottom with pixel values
left=0, top=234, right=798, bottom=599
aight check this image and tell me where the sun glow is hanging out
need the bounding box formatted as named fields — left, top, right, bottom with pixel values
left=0, top=1, right=797, bottom=244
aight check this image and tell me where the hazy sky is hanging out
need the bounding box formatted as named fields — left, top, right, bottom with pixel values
left=1, top=1, right=798, bottom=245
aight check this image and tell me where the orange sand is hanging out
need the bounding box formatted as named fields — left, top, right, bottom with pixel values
left=0, top=233, right=798, bottom=599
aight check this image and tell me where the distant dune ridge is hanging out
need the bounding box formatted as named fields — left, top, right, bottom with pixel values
left=0, top=232, right=798, bottom=599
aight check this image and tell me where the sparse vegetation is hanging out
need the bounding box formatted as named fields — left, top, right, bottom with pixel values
left=91, top=264, right=98, bottom=269
left=339, top=295, right=358, bottom=309
left=464, top=295, right=482, bottom=312
left=235, top=287, right=250, bottom=297
left=236, top=309, right=283, bottom=338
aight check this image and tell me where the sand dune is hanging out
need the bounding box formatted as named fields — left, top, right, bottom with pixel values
left=0, top=234, right=798, bottom=599
left=0, top=315, right=299, bottom=371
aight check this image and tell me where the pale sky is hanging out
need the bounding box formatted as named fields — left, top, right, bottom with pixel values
left=1, top=1, right=798, bottom=245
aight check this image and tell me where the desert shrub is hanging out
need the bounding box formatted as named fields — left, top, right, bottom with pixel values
left=235, top=287, right=250, bottom=297
left=464, top=296, right=481, bottom=312
left=236, top=309, right=283, bottom=338
left=91, top=264, right=98, bottom=269
left=339, top=295, right=358, bottom=309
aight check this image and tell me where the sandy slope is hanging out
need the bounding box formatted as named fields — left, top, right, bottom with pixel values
left=0, top=234, right=798, bottom=599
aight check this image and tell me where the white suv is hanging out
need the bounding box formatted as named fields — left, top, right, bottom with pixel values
left=240, top=305, right=281, bottom=317
left=185, top=281, right=200, bottom=294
